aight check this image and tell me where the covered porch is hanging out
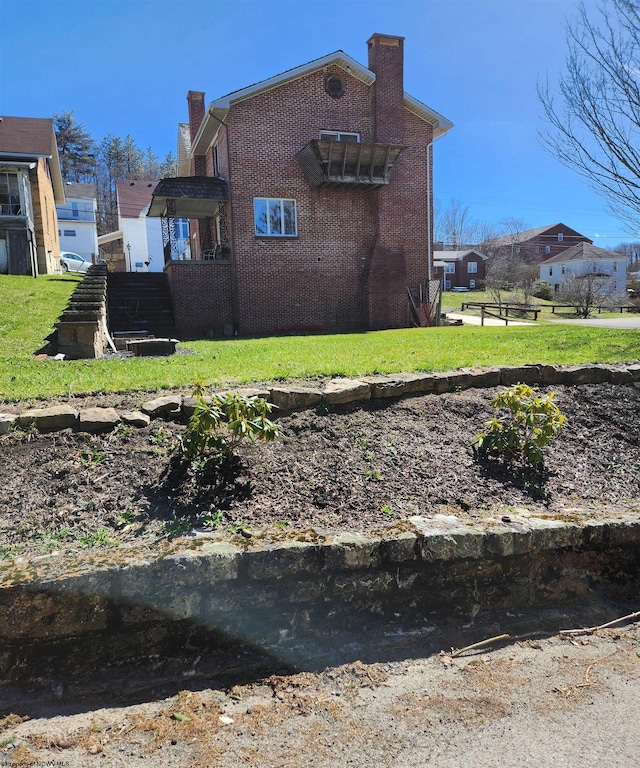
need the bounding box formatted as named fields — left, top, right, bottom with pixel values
left=147, top=176, right=230, bottom=264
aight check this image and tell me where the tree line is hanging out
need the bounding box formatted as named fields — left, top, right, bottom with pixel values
left=53, top=110, right=176, bottom=236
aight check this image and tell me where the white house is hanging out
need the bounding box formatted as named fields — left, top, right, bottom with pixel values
left=56, top=182, right=99, bottom=262
left=539, top=242, right=627, bottom=296
left=98, top=180, right=190, bottom=272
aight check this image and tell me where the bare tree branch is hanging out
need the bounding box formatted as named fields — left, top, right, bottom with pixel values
left=539, top=0, right=640, bottom=231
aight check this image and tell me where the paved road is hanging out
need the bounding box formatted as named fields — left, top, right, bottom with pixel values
left=445, top=312, right=640, bottom=329
left=547, top=316, right=640, bottom=329
left=445, top=312, right=532, bottom=327
left=4, top=610, right=639, bottom=767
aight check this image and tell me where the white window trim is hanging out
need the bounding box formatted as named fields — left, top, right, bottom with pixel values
left=319, top=130, right=360, bottom=143
left=444, top=262, right=455, bottom=274
left=213, top=143, right=220, bottom=176
left=558, top=233, right=564, bottom=242
left=254, top=197, right=298, bottom=237
left=467, top=261, right=478, bottom=274
left=469, top=279, right=476, bottom=288
left=444, top=279, right=452, bottom=290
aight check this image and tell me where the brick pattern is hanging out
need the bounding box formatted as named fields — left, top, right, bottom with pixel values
left=434, top=252, right=487, bottom=290
left=186, top=37, right=434, bottom=335
left=367, top=35, right=405, bottom=144
left=166, top=261, right=235, bottom=338
left=496, top=224, right=592, bottom=265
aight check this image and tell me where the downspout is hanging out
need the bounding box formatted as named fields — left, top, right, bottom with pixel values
left=426, top=133, right=445, bottom=323
left=425, top=133, right=445, bottom=281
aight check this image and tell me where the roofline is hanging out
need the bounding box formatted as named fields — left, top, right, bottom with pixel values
left=433, top=249, right=487, bottom=260
left=539, top=252, right=627, bottom=264
left=189, top=50, right=453, bottom=157
left=0, top=147, right=65, bottom=204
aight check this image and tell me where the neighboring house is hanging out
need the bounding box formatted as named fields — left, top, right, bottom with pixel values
left=57, top=182, right=99, bottom=262
left=433, top=249, right=487, bottom=291
left=485, top=223, right=592, bottom=265
left=99, top=180, right=189, bottom=272
left=539, top=242, right=627, bottom=296
left=149, top=33, right=453, bottom=337
left=0, top=115, right=64, bottom=275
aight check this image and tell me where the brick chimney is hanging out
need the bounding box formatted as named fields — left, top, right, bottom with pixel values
left=367, top=34, right=405, bottom=144
left=186, top=91, right=207, bottom=176
left=187, top=91, right=206, bottom=142
left=365, top=34, right=408, bottom=330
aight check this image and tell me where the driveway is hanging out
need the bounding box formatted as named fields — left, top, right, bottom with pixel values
left=547, top=316, right=640, bottom=329
left=445, top=312, right=533, bottom=327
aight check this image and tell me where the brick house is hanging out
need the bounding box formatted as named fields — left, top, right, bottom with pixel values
left=0, top=116, right=65, bottom=275
left=484, top=223, right=592, bottom=266
left=149, top=34, right=453, bottom=337
left=433, top=249, right=487, bottom=291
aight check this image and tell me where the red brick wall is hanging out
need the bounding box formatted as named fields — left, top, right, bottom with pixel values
left=435, top=253, right=486, bottom=290
left=367, top=35, right=404, bottom=144
left=496, top=225, right=592, bottom=265
left=183, top=39, right=435, bottom=336
left=166, top=261, right=235, bottom=338
left=224, top=67, right=432, bottom=334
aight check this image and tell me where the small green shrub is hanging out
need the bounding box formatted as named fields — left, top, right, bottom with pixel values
left=532, top=280, right=554, bottom=301
left=79, top=447, right=107, bottom=466
left=177, top=385, right=279, bottom=465
left=472, top=384, right=565, bottom=467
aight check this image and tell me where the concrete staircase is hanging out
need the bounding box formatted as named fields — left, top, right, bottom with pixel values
left=106, top=273, right=177, bottom=339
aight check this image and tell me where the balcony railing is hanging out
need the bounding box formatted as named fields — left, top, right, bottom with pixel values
left=56, top=206, right=96, bottom=223
left=0, top=202, right=23, bottom=216
left=297, top=140, right=405, bottom=190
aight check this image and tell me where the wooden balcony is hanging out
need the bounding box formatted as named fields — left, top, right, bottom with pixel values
left=297, top=140, right=405, bottom=190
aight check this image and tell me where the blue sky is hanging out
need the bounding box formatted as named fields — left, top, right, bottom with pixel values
left=1, top=0, right=635, bottom=247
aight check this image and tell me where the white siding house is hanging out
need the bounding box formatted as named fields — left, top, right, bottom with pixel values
left=56, top=182, right=99, bottom=262
left=539, top=242, right=627, bottom=296
left=117, top=180, right=189, bottom=272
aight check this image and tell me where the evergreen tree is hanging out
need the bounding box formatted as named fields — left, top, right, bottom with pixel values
left=54, top=114, right=178, bottom=236
left=53, top=110, right=96, bottom=183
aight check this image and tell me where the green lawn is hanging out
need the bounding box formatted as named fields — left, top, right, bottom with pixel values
left=1, top=275, right=639, bottom=402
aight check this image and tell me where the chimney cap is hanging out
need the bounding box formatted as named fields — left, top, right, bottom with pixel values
left=367, top=33, right=405, bottom=47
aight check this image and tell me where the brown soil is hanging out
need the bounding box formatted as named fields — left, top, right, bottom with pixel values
left=1, top=382, right=639, bottom=560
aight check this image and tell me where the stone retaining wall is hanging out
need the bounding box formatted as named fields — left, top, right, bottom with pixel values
left=2, top=362, right=639, bottom=435
left=1, top=514, right=639, bottom=681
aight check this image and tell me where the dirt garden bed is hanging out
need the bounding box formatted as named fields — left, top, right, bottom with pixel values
left=1, top=381, right=639, bottom=562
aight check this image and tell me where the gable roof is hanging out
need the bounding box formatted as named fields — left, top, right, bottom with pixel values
left=0, top=116, right=65, bottom=203
left=62, top=182, right=96, bottom=200
left=485, top=223, right=592, bottom=248
left=116, top=179, right=159, bottom=219
left=540, top=241, right=626, bottom=265
left=434, top=249, right=488, bottom=262
left=189, top=49, right=453, bottom=158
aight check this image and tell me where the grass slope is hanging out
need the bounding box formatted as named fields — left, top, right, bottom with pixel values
left=1, top=275, right=639, bottom=402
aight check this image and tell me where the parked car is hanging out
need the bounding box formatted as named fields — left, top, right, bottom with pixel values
left=60, top=252, right=90, bottom=273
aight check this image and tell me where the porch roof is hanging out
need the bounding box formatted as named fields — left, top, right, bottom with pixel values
left=147, top=176, right=230, bottom=218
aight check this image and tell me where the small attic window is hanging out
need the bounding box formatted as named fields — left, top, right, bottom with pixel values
left=325, top=75, right=346, bottom=98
